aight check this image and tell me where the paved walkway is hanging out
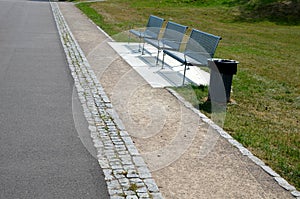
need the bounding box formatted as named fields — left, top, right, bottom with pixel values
left=56, top=2, right=299, bottom=199
left=0, top=0, right=109, bottom=198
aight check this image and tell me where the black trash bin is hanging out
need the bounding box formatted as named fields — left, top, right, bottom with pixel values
left=208, top=59, right=239, bottom=103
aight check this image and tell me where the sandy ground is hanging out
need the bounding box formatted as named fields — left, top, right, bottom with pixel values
left=58, top=3, right=294, bottom=198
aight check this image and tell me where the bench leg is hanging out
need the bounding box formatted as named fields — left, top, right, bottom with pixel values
left=162, top=52, right=166, bottom=69
left=156, top=49, right=161, bottom=66
left=141, top=42, right=146, bottom=55
left=182, top=63, right=187, bottom=85
left=138, top=36, right=146, bottom=53
left=128, top=34, right=143, bottom=53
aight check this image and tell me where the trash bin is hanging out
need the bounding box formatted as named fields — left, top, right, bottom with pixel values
left=208, top=59, right=239, bottom=103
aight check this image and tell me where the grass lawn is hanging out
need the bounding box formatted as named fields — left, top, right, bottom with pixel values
left=75, top=0, right=300, bottom=190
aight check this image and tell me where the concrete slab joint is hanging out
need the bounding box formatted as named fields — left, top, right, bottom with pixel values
left=50, top=2, right=163, bottom=198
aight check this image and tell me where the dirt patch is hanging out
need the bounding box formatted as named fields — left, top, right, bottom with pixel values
left=238, top=1, right=300, bottom=24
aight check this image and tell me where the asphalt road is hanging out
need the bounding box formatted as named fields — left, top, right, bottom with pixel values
left=0, top=0, right=109, bottom=198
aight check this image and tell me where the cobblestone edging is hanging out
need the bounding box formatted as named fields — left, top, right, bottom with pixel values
left=167, top=88, right=300, bottom=198
left=50, top=3, right=163, bottom=199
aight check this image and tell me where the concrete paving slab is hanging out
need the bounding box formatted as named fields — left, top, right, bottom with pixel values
left=108, top=42, right=210, bottom=88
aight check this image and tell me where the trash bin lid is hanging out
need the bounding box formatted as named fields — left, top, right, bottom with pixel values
left=208, top=58, right=239, bottom=74
left=210, top=58, right=239, bottom=64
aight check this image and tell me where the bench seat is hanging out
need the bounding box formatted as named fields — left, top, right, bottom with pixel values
left=144, top=21, right=188, bottom=65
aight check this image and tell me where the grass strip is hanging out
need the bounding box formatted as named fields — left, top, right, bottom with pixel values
left=76, top=2, right=118, bottom=35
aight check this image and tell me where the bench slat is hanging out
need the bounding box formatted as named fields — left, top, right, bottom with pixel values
left=163, top=29, right=221, bottom=85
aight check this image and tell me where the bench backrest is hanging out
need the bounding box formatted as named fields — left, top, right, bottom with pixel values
left=162, top=21, right=188, bottom=51
left=185, top=29, right=221, bottom=64
left=144, top=15, right=165, bottom=39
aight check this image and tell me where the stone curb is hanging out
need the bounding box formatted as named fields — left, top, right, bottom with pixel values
left=50, top=2, right=163, bottom=199
left=166, top=88, right=299, bottom=198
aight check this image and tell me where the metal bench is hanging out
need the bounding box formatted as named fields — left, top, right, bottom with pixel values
left=144, top=21, right=188, bottom=66
left=129, top=15, right=165, bottom=54
left=162, top=29, right=221, bottom=85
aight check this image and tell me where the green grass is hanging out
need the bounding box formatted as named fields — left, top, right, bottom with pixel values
left=75, top=3, right=119, bottom=35
left=75, top=0, right=300, bottom=190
